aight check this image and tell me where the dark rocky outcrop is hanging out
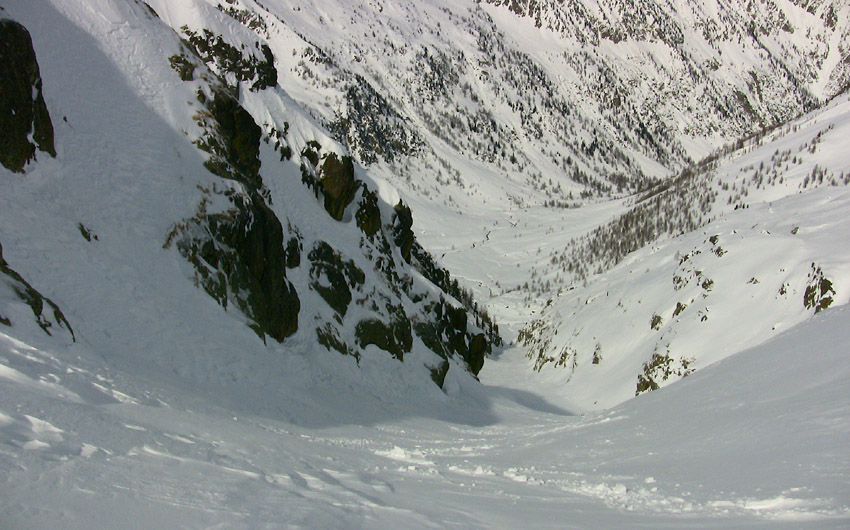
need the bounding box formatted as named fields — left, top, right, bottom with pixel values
left=308, top=241, right=365, bottom=317
left=301, top=141, right=321, bottom=167
left=355, top=189, right=382, bottom=237
left=0, top=19, right=55, bottom=173
left=0, top=241, right=74, bottom=341
left=466, top=333, right=488, bottom=375
left=356, top=304, right=412, bottom=361
left=254, top=43, right=277, bottom=91
left=171, top=193, right=300, bottom=342
left=413, top=299, right=490, bottom=380
left=429, top=360, right=450, bottom=388
left=443, top=303, right=490, bottom=376
left=804, top=263, right=835, bottom=314
left=635, top=351, right=694, bottom=396
left=285, top=234, right=302, bottom=269
left=300, top=144, right=359, bottom=222
left=316, top=322, right=359, bottom=361
left=203, top=91, right=263, bottom=188
left=319, top=153, right=357, bottom=221
left=168, top=86, right=299, bottom=342
left=391, top=201, right=415, bottom=263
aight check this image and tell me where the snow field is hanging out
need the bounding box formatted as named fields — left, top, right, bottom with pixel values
left=1, top=306, right=849, bottom=527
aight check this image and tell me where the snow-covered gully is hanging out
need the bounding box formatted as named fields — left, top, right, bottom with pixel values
left=2, top=306, right=849, bottom=527
left=1, top=0, right=849, bottom=527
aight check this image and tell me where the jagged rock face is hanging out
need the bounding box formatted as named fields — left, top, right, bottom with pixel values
left=299, top=145, right=359, bottom=221
left=443, top=304, right=490, bottom=376
left=413, top=301, right=490, bottom=377
left=429, top=359, right=450, bottom=387
left=318, top=153, right=357, bottom=222
left=391, top=202, right=415, bottom=264
left=172, top=193, right=300, bottom=343
left=467, top=334, right=489, bottom=375
left=355, top=309, right=413, bottom=362
left=804, top=263, right=835, bottom=314
left=308, top=241, right=365, bottom=317
left=355, top=190, right=382, bottom=237
left=206, top=91, right=263, bottom=187
left=225, top=196, right=299, bottom=342
left=0, top=19, right=55, bottom=173
left=0, top=241, right=74, bottom=341
left=168, top=85, right=300, bottom=343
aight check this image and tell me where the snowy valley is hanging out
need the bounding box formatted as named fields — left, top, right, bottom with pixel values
left=1, top=0, right=849, bottom=527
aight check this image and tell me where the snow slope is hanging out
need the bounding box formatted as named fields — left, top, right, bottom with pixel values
left=512, top=93, right=850, bottom=409
left=1, top=0, right=503, bottom=405
left=1, top=290, right=849, bottom=527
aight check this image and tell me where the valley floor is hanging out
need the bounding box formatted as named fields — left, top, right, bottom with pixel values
left=1, top=304, right=848, bottom=528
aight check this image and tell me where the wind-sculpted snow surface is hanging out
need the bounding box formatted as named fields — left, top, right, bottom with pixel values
left=0, top=294, right=848, bottom=527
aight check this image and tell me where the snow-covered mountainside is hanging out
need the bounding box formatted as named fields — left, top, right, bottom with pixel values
left=0, top=0, right=501, bottom=397
left=134, top=0, right=849, bottom=223
left=1, top=0, right=844, bottom=401
left=1, top=0, right=850, bottom=526
left=514, top=94, right=850, bottom=408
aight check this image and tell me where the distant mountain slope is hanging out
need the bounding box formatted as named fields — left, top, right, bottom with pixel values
left=515, top=93, right=850, bottom=408
left=489, top=0, right=849, bottom=99
left=137, top=0, right=849, bottom=217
